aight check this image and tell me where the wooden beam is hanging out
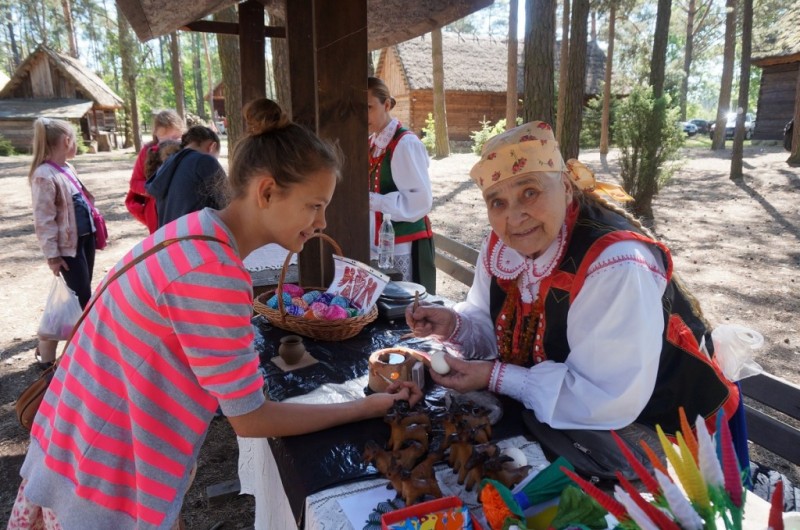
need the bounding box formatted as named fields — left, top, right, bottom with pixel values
left=287, top=0, right=322, bottom=285
left=288, top=0, right=370, bottom=287
left=238, top=0, right=266, bottom=111
left=182, top=20, right=285, bottom=38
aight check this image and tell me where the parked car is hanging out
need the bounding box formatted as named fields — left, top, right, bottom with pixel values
left=689, top=119, right=710, bottom=134
left=680, top=121, right=698, bottom=137
left=708, top=112, right=755, bottom=139
left=785, top=119, right=794, bottom=151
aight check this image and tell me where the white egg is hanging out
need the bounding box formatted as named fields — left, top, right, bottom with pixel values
left=502, top=446, right=527, bottom=468
left=429, top=350, right=451, bottom=375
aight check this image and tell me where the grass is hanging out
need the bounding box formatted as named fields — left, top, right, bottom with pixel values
left=683, top=134, right=755, bottom=149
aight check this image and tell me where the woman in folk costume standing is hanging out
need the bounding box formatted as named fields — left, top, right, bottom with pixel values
left=367, top=76, right=436, bottom=293
left=407, top=121, right=744, bottom=452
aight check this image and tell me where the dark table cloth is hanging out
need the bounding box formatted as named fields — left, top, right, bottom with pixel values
left=251, top=315, right=526, bottom=526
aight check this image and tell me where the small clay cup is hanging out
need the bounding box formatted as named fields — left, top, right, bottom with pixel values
left=278, top=335, right=306, bottom=365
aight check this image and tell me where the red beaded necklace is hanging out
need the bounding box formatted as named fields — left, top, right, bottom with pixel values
left=495, top=280, right=545, bottom=365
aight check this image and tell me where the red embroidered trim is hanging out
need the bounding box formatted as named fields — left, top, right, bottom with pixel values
left=587, top=253, right=668, bottom=281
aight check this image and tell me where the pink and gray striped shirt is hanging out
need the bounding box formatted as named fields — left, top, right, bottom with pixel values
left=20, top=209, right=265, bottom=529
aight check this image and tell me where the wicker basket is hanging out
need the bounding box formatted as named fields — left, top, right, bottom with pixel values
left=253, top=233, right=378, bottom=341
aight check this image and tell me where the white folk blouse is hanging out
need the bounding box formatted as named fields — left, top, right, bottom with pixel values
left=368, top=118, right=433, bottom=258
left=445, top=224, right=670, bottom=430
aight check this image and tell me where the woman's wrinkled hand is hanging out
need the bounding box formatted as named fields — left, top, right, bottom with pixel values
left=427, top=353, right=494, bottom=394
left=405, top=303, right=457, bottom=339
left=47, top=257, right=68, bottom=275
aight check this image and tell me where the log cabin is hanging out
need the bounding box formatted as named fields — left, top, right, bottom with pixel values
left=751, top=5, right=799, bottom=141
left=0, top=45, right=124, bottom=152
left=375, top=34, right=606, bottom=141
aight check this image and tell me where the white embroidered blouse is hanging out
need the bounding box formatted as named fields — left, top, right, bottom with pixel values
left=368, top=118, right=432, bottom=257
left=445, top=222, right=670, bottom=430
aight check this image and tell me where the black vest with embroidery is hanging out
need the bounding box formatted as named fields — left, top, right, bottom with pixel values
left=488, top=201, right=737, bottom=434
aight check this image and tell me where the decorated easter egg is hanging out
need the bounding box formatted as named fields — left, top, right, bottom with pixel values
left=285, top=305, right=305, bottom=317
left=310, top=301, right=328, bottom=319
left=318, top=292, right=335, bottom=304
left=266, top=292, right=292, bottom=309
left=281, top=283, right=305, bottom=298
left=330, top=295, right=349, bottom=309
left=346, top=308, right=359, bottom=318
left=324, top=305, right=348, bottom=320
left=291, top=297, right=309, bottom=310
left=302, top=290, right=322, bottom=304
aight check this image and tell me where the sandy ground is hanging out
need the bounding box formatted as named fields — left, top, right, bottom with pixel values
left=0, top=143, right=797, bottom=528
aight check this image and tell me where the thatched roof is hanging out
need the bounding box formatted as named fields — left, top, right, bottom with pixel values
left=115, top=0, right=491, bottom=49
left=381, top=33, right=605, bottom=95
left=752, top=5, right=800, bottom=66
left=0, top=45, right=123, bottom=109
left=0, top=98, right=94, bottom=120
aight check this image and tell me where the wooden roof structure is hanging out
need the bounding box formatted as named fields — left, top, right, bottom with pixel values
left=0, top=45, right=123, bottom=109
left=379, top=34, right=605, bottom=95
left=117, top=0, right=491, bottom=50
left=115, top=0, right=491, bottom=285
left=752, top=5, right=800, bottom=67
left=0, top=98, right=94, bottom=119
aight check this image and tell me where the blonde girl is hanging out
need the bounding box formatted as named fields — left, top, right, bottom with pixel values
left=125, top=109, right=185, bottom=232
left=29, top=118, right=98, bottom=367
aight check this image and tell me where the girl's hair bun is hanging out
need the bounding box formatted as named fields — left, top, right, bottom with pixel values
left=244, top=98, right=291, bottom=135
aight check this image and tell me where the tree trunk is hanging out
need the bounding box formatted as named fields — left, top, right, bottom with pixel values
left=679, top=0, right=696, bottom=121
left=214, top=6, right=243, bottom=147
left=590, top=9, right=596, bottom=41
left=60, top=0, right=78, bottom=58
left=789, top=66, right=800, bottom=166
left=523, top=0, right=556, bottom=125
left=599, top=1, right=615, bottom=158
left=267, top=8, right=291, bottom=116
left=712, top=0, right=737, bottom=150
left=116, top=8, right=140, bottom=151
left=649, top=0, right=671, bottom=99
left=169, top=32, right=186, bottom=121
left=202, top=33, right=214, bottom=119
left=560, top=0, right=589, bottom=160
left=635, top=0, right=673, bottom=220
left=506, top=0, right=519, bottom=126
left=192, top=33, right=204, bottom=117
left=431, top=28, right=450, bottom=159
left=730, top=0, right=752, bottom=180
left=555, top=0, right=570, bottom=137
left=6, top=11, right=21, bottom=66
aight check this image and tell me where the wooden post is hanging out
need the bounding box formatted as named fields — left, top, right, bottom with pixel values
left=288, top=0, right=369, bottom=286
left=238, top=0, right=266, bottom=113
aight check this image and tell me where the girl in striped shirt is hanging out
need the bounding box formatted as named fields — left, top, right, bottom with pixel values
left=8, top=99, right=421, bottom=530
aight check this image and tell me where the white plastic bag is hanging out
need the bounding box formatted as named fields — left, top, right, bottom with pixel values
left=711, top=324, right=764, bottom=382
left=37, top=276, right=83, bottom=341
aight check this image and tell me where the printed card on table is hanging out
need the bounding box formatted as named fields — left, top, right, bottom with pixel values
left=327, top=255, right=389, bottom=314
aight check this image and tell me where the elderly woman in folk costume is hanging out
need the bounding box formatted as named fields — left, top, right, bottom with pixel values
left=367, top=76, right=436, bottom=293
left=407, top=121, right=745, bottom=447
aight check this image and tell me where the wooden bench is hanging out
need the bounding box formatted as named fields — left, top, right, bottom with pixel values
left=432, top=232, right=800, bottom=468
left=433, top=232, right=479, bottom=287
left=740, top=372, right=800, bottom=466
